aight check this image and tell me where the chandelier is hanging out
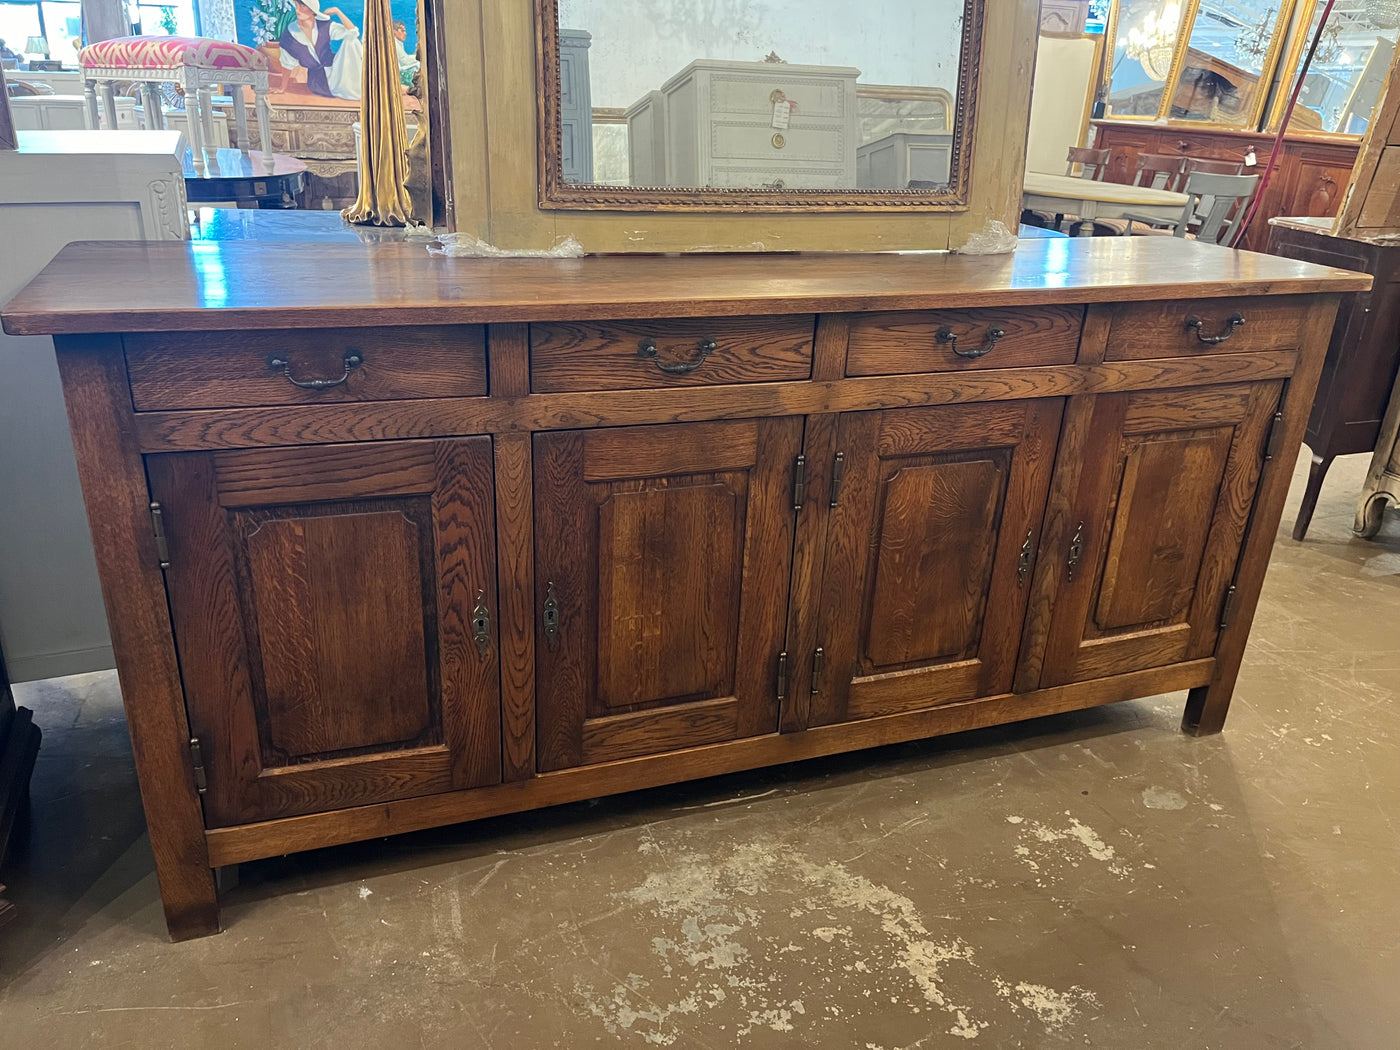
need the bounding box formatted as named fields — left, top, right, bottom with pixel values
left=1124, top=2, right=1182, bottom=82
left=1235, top=7, right=1276, bottom=64
left=1366, top=0, right=1400, bottom=30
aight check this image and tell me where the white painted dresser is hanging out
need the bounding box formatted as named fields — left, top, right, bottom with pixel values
left=627, top=59, right=860, bottom=189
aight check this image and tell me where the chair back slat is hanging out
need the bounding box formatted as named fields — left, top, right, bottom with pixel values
left=1175, top=171, right=1260, bottom=244
left=1185, top=157, right=1245, bottom=177
left=1134, top=152, right=1188, bottom=192
left=1066, top=146, right=1111, bottom=181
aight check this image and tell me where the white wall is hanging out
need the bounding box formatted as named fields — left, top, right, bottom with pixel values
left=558, top=0, right=965, bottom=109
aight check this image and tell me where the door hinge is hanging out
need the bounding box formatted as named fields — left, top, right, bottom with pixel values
left=776, top=651, right=789, bottom=702
left=189, top=737, right=208, bottom=795
left=829, top=451, right=846, bottom=507
left=1219, top=584, right=1239, bottom=629
left=149, top=501, right=171, bottom=570
left=1263, top=409, right=1286, bottom=461
left=792, top=454, right=807, bottom=512
left=810, top=647, right=825, bottom=696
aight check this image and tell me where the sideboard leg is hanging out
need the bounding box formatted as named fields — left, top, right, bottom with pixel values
left=1291, top=449, right=1333, bottom=541
left=54, top=338, right=220, bottom=942
left=1184, top=296, right=1342, bottom=737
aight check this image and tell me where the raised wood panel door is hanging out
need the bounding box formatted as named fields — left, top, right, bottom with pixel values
left=809, top=400, right=1063, bottom=726
left=1028, top=383, right=1282, bottom=689
left=534, top=419, right=801, bottom=770
left=147, top=439, right=502, bottom=827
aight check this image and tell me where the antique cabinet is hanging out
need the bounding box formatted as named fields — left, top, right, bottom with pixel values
left=557, top=29, right=594, bottom=185
left=1266, top=217, right=1400, bottom=540
left=625, top=60, right=861, bottom=190
left=1090, top=121, right=1359, bottom=253
left=0, top=237, right=1367, bottom=941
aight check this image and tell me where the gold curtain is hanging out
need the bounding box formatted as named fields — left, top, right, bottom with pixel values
left=343, top=0, right=411, bottom=225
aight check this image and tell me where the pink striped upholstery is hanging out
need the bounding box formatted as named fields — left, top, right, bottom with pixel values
left=79, top=36, right=268, bottom=73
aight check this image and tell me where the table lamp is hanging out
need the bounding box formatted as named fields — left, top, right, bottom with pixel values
left=25, top=36, right=49, bottom=60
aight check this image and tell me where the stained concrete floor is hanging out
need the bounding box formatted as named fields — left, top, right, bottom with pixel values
left=0, top=448, right=1397, bottom=1049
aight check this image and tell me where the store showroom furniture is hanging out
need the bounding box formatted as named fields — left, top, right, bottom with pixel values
left=0, top=234, right=1367, bottom=940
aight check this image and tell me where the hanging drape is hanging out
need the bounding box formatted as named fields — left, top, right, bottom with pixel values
left=343, top=0, right=411, bottom=225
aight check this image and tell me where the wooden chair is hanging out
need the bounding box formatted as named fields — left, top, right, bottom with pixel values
left=1028, top=146, right=1114, bottom=231
left=1120, top=171, right=1261, bottom=245
left=1185, top=157, right=1246, bottom=177
left=1094, top=154, right=1190, bottom=234
left=1065, top=146, right=1111, bottom=180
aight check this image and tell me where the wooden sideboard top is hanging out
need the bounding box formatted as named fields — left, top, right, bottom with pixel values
left=1, top=237, right=1371, bottom=336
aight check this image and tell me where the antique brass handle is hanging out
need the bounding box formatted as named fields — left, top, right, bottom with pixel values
left=1184, top=313, right=1245, bottom=346
left=267, top=349, right=363, bottom=389
left=471, top=589, right=491, bottom=661
left=1067, top=521, right=1085, bottom=582
left=936, top=325, right=1005, bottom=359
left=637, top=337, right=718, bottom=374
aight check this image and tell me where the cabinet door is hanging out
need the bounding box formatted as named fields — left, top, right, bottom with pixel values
left=809, top=400, right=1062, bottom=726
left=1030, top=383, right=1282, bottom=688
left=148, top=439, right=501, bottom=827
left=534, top=419, right=800, bottom=770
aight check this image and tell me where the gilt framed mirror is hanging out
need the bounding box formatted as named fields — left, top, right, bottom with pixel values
left=533, top=0, right=986, bottom=211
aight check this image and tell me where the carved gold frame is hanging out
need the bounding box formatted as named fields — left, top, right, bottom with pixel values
left=533, top=0, right=986, bottom=212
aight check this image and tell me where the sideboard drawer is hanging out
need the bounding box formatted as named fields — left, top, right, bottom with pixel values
left=845, top=306, right=1083, bottom=376
left=125, top=325, right=487, bottom=410
left=1104, top=297, right=1309, bottom=361
left=529, top=316, right=815, bottom=392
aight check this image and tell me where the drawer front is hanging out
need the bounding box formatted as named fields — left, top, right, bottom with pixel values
left=125, top=325, right=487, bottom=411
left=845, top=306, right=1083, bottom=376
left=1104, top=297, right=1310, bottom=361
left=529, top=316, right=815, bottom=392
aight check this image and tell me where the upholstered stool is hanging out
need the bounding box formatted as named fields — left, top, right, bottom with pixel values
left=79, top=35, right=272, bottom=175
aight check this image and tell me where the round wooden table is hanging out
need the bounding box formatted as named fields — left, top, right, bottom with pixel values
left=1022, top=170, right=1189, bottom=237
left=182, top=148, right=308, bottom=209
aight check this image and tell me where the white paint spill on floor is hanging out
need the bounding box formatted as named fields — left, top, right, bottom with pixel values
left=1141, top=787, right=1189, bottom=811
left=575, top=842, right=1098, bottom=1044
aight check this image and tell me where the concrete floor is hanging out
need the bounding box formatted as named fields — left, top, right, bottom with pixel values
left=0, top=449, right=1396, bottom=1049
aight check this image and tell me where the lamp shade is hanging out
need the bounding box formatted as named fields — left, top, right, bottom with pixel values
left=25, top=36, right=49, bottom=55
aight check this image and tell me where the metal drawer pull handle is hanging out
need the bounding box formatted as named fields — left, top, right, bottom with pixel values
left=637, top=337, right=718, bottom=374
left=1184, top=313, right=1245, bottom=345
left=268, top=349, right=363, bottom=389
left=936, top=325, right=1004, bottom=359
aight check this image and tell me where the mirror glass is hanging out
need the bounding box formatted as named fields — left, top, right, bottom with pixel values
left=1171, top=1, right=1293, bottom=125
left=551, top=0, right=969, bottom=193
left=1107, top=0, right=1191, bottom=117
left=1278, top=4, right=1397, bottom=135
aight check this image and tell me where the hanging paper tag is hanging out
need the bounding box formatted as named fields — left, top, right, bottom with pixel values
left=1243, top=149, right=1257, bottom=168
left=772, top=100, right=793, bottom=130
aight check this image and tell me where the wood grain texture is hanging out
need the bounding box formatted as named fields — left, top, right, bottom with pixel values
left=1035, top=382, right=1280, bottom=689
left=494, top=432, right=536, bottom=780
left=1104, top=296, right=1310, bottom=361
left=129, top=353, right=1304, bottom=454
left=206, top=659, right=1217, bottom=867
left=487, top=323, right=530, bottom=397
left=534, top=418, right=798, bottom=770
left=125, top=326, right=487, bottom=409
left=846, top=306, right=1083, bottom=376
left=53, top=337, right=219, bottom=941
left=1183, top=296, right=1343, bottom=733
left=811, top=399, right=1062, bottom=725
left=148, top=438, right=501, bottom=827
left=529, top=316, right=815, bottom=392
left=2, top=239, right=1369, bottom=337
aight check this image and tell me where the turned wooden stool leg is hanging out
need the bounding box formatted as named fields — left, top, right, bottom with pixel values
left=233, top=85, right=250, bottom=153
left=100, top=80, right=119, bottom=131
left=83, top=79, right=100, bottom=128
left=183, top=72, right=207, bottom=175
left=144, top=82, right=165, bottom=130
left=254, top=86, right=274, bottom=173
left=198, top=86, right=217, bottom=149
left=1291, top=449, right=1333, bottom=541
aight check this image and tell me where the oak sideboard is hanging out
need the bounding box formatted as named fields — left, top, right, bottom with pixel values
left=0, top=237, right=1369, bottom=939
